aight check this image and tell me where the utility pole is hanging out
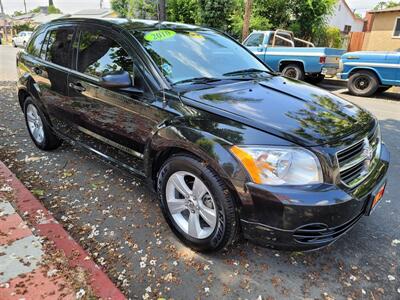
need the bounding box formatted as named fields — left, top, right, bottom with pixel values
left=23, top=0, right=27, bottom=13
left=100, top=0, right=103, bottom=8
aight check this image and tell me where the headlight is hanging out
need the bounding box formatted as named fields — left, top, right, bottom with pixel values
left=230, top=146, right=323, bottom=185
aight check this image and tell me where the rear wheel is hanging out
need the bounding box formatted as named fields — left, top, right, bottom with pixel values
left=348, top=70, right=379, bottom=97
left=24, top=98, right=62, bottom=150
left=157, top=154, right=239, bottom=252
left=281, top=64, right=305, bottom=81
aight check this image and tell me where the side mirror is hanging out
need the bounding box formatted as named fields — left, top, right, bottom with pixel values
left=100, top=70, right=132, bottom=89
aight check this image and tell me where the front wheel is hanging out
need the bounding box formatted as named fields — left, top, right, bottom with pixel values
left=157, top=154, right=239, bottom=252
left=348, top=70, right=379, bottom=97
left=281, top=64, right=305, bottom=81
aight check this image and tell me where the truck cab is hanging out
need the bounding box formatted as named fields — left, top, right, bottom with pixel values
left=243, top=30, right=345, bottom=83
left=338, top=51, right=400, bottom=97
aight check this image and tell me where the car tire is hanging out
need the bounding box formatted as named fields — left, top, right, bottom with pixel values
left=281, top=64, right=305, bottom=81
left=348, top=70, right=379, bottom=97
left=157, top=154, right=239, bottom=252
left=23, top=97, right=62, bottom=151
left=305, top=73, right=325, bottom=84
left=377, top=86, right=392, bottom=93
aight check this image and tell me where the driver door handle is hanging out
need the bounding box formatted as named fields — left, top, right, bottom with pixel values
left=69, top=82, right=86, bottom=92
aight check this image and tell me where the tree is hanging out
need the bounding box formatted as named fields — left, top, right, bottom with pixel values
left=111, top=0, right=129, bottom=17
left=374, top=1, right=400, bottom=9
left=167, top=0, right=199, bottom=24
left=242, top=0, right=253, bottom=40
left=198, top=0, right=236, bottom=30
left=158, top=0, right=166, bottom=21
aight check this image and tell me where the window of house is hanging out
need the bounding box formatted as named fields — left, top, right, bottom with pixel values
left=244, top=33, right=264, bottom=47
left=344, top=25, right=352, bottom=34
left=42, top=28, right=75, bottom=68
left=76, top=30, right=134, bottom=78
left=394, top=18, right=400, bottom=37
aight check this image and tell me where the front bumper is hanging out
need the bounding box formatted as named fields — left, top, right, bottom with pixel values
left=240, top=143, right=390, bottom=251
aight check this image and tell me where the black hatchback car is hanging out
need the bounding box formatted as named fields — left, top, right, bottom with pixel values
left=17, top=18, right=390, bottom=252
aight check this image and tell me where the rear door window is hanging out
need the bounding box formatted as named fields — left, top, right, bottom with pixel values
left=42, top=27, right=75, bottom=68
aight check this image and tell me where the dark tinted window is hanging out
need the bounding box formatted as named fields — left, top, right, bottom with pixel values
left=43, top=28, right=74, bottom=68
left=27, top=31, right=46, bottom=57
left=245, top=33, right=264, bottom=47
left=76, top=30, right=133, bottom=78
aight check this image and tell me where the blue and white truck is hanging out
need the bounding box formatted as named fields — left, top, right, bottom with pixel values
left=338, top=51, right=400, bottom=97
left=243, top=30, right=346, bottom=83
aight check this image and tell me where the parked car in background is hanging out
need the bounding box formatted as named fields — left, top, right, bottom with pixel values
left=338, top=51, right=400, bottom=97
left=17, top=18, right=389, bottom=252
left=12, top=31, right=33, bottom=48
left=243, top=30, right=346, bottom=83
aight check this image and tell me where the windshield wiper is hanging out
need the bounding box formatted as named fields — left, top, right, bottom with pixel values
left=172, top=77, right=222, bottom=85
left=223, top=68, right=271, bottom=76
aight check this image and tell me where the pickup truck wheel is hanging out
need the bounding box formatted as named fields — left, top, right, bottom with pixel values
left=282, top=64, right=305, bottom=81
left=377, top=86, right=392, bottom=93
left=348, top=71, right=379, bottom=97
left=305, top=74, right=325, bottom=84
left=157, top=154, right=239, bottom=252
left=24, top=98, right=62, bottom=150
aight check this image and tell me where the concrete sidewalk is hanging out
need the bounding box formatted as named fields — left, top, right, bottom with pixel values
left=0, top=161, right=126, bottom=300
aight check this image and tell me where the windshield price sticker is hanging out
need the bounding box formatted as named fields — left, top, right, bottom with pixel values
left=144, top=30, right=176, bottom=41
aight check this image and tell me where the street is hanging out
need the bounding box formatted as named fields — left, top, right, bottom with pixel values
left=0, top=44, right=399, bottom=299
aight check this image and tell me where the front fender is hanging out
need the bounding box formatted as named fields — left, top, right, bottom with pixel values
left=144, top=124, right=250, bottom=207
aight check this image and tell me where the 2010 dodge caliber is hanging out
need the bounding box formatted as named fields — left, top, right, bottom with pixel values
left=17, top=18, right=390, bottom=252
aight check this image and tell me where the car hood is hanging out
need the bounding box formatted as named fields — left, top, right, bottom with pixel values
left=181, top=76, right=374, bottom=146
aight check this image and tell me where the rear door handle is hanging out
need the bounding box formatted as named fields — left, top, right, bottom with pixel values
left=69, top=82, right=86, bottom=92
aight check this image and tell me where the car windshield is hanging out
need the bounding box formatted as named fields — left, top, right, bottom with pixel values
left=132, top=28, right=271, bottom=84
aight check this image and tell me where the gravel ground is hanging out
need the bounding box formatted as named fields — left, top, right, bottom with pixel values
left=0, top=66, right=399, bottom=299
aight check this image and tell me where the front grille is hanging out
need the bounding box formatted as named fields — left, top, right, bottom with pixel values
left=293, top=213, right=363, bottom=244
left=336, top=127, right=379, bottom=187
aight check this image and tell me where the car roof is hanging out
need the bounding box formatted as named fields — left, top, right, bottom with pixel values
left=46, top=17, right=204, bottom=32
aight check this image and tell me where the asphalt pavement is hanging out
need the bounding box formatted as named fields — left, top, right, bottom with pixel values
left=0, top=44, right=399, bottom=299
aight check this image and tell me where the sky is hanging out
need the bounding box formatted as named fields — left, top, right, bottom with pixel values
left=0, top=0, right=387, bottom=16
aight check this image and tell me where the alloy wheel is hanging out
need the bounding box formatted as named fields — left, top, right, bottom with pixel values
left=165, top=171, right=217, bottom=239
left=26, top=104, right=45, bottom=143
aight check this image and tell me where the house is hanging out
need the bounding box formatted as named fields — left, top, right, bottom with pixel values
left=327, top=0, right=365, bottom=33
left=69, top=8, right=117, bottom=19
left=362, top=6, right=400, bottom=51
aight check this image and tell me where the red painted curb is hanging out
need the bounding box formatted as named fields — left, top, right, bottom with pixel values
left=0, top=161, right=126, bottom=300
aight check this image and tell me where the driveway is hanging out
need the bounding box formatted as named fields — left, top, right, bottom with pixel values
left=0, top=45, right=399, bottom=299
